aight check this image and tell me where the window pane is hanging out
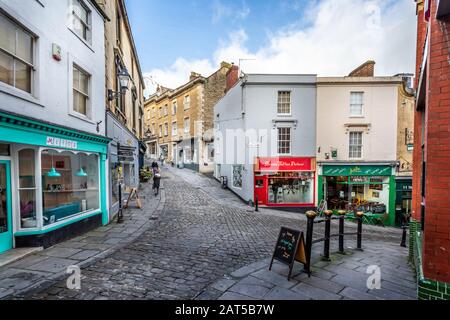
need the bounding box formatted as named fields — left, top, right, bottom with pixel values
left=72, top=17, right=85, bottom=39
left=0, top=51, right=14, bottom=87
left=73, top=67, right=80, bottom=90
left=42, top=150, right=99, bottom=226
left=79, top=70, right=88, bottom=94
left=20, top=189, right=37, bottom=228
left=73, top=91, right=87, bottom=115
left=0, top=14, right=16, bottom=54
left=15, top=60, right=32, bottom=93
left=16, top=29, right=33, bottom=64
left=73, top=0, right=89, bottom=24
left=19, top=149, right=35, bottom=188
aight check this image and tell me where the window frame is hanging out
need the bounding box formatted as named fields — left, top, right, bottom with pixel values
left=172, top=100, right=177, bottom=115
left=184, top=95, right=190, bottom=110
left=349, top=92, right=364, bottom=117
left=72, top=63, right=91, bottom=118
left=172, top=121, right=177, bottom=136
left=0, top=10, right=36, bottom=95
left=70, top=0, right=92, bottom=44
left=277, top=91, right=292, bottom=116
left=349, top=131, right=363, bottom=159
left=184, top=117, right=190, bottom=133
left=277, top=127, right=292, bottom=155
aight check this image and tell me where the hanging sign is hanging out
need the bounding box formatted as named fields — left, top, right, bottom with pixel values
left=46, top=137, right=78, bottom=150
left=269, top=227, right=307, bottom=281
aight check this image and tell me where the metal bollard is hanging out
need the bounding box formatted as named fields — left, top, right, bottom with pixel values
left=255, top=196, right=259, bottom=212
left=304, top=211, right=317, bottom=276
left=356, top=211, right=364, bottom=251
left=322, top=210, right=333, bottom=261
left=338, top=210, right=346, bottom=254
left=117, top=183, right=123, bottom=224
left=400, top=225, right=407, bottom=247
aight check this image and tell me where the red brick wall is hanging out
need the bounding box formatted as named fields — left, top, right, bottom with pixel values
left=225, top=66, right=239, bottom=93
left=414, top=1, right=450, bottom=284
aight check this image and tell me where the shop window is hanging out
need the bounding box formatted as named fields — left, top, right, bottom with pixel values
left=350, top=92, right=364, bottom=116
left=0, top=144, right=10, bottom=156
left=268, top=172, right=314, bottom=204
left=349, top=132, right=362, bottom=158
left=18, top=149, right=37, bottom=228
left=0, top=12, right=34, bottom=93
left=232, top=165, right=243, bottom=188
left=41, top=150, right=99, bottom=226
left=277, top=91, right=291, bottom=115
left=277, top=127, right=291, bottom=155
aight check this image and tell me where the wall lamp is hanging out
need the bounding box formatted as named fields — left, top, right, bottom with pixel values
left=107, top=67, right=131, bottom=101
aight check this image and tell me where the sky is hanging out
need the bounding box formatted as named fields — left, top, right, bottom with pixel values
left=125, top=0, right=417, bottom=96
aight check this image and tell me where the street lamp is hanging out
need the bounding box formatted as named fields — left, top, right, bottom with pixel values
left=107, top=67, right=131, bottom=101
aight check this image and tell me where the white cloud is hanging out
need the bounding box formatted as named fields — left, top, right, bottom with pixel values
left=144, top=0, right=416, bottom=96
left=212, top=0, right=250, bottom=24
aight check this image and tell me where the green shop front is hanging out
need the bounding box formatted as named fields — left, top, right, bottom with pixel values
left=317, top=163, right=396, bottom=226
left=0, top=111, right=110, bottom=253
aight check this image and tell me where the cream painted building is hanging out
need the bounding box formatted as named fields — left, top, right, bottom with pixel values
left=316, top=61, right=414, bottom=227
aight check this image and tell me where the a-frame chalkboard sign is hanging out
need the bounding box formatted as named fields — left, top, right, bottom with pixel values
left=269, top=227, right=307, bottom=281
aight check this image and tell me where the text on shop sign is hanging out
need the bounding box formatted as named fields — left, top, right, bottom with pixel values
left=46, top=137, right=78, bottom=150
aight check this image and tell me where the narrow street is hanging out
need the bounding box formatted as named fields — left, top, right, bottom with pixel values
left=5, top=167, right=416, bottom=300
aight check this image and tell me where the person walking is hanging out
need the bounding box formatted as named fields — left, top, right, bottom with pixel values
left=151, top=160, right=159, bottom=174
left=153, top=168, right=161, bottom=196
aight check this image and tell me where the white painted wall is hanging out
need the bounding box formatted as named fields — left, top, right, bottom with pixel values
left=0, top=0, right=106, bottom=135
left=316, top=78, right=400, bottom=162
left=214, top=74, right=317, bottom=203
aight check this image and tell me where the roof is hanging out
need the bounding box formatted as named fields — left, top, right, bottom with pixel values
left=88, top=0, right=110, bottom=21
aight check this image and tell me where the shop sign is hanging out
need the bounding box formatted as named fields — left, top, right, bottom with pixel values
left=323, top=165, right=391, bottom=176
left=46, top=136, right=78, bottom=150
left=257, top=157, right=313, bottom=172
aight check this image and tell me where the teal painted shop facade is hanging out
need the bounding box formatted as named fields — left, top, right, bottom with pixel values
left=0, top=111, right=110, bottom=253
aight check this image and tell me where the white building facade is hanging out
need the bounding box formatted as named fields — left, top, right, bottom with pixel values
left=316, top=76, right=404, bottom=226
left=0, top=0, right=110, bottom=253
left=214, top=74, right=317, bottom=210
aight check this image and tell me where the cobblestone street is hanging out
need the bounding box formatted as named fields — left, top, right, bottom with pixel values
left=3, top=167, right=416, bottom=300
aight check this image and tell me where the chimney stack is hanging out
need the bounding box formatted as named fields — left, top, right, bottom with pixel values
left=190, top=72, right=201, bottom=81
left=348, top=60, right=375, bottom=77
left=225, top=64, right=239, bottom=93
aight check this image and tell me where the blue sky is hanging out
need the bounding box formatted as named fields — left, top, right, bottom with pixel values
left=125, top=0, right=417, bottom=95
left=126, top=0, right=312, bottom=71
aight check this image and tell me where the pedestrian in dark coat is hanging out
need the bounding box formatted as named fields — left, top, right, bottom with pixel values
left=153, top=168, right=161, bottom=196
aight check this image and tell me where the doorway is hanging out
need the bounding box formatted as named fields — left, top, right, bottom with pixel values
left=0, top=161, right=12, bottom=254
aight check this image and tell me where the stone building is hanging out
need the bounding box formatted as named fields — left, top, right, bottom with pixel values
left=144, top=62, right=237, bottom=173
left=95, top=0, right=146, bottom=218
left=411, top=0, right=450, bottom=300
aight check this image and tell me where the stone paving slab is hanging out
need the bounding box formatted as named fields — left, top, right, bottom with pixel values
left=0, top=182, right=164, bottom=299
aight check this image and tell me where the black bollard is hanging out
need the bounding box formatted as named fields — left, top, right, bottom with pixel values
left=338, top=210, right=346, bottom=254
left=304, top=211, right=316, bottom=276
left=356, top=211, right=364, bottom=251
left=117, top=183, right=123, bottom=224
left=255, top=196, right=259, bottom=212
left=322, top=210, right=333, bottom=261
left=400, top=225, right=407, bottom=247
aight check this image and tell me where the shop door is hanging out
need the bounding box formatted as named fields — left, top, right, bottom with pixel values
left=254, top=176, right=267, bottom=205
left=0, top=161, right=12, bottom=254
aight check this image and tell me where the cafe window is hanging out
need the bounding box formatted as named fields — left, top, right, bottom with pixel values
left=268, top=172, right=314, bottom=204
left=232, top=165, right=243, bottom=189
left=41, top=149, right=99, bottom=226
left=71, top=0, right=91, bottom=42
left=349, top=132, right=363, bottom=158
left=277, top=91, right=291, bottom=115
left=277, top=127, right=291, bottom=155
left=18, top=149, right=37, bottom=228
left=0, top=12, right=34, bottom=93
left=350, top=92, right=364, bottom=116
left=73, top=65, right=90, bottom=117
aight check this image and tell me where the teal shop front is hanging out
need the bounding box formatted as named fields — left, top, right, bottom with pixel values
left=0, top=111, right=111, bottom=251
left=317, top=164, right=396, bottom=226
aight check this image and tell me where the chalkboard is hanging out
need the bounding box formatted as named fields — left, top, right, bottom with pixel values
left=269, top=227, right=307, bottom=280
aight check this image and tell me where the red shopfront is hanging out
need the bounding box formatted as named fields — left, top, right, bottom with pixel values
left=254, top=157, right=316, bottom=207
